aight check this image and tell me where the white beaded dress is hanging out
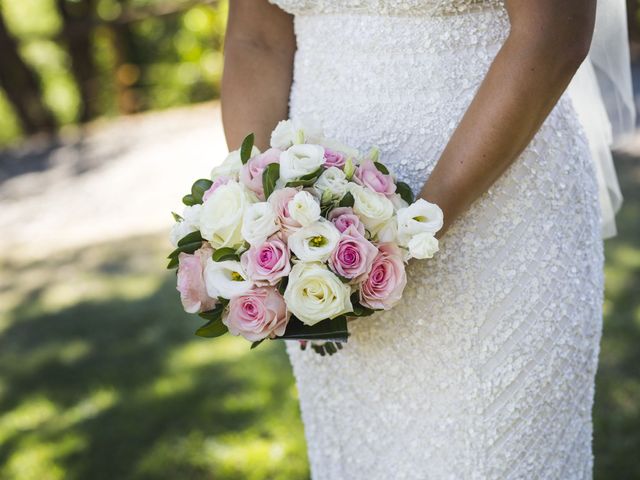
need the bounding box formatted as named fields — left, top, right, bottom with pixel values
left=269, top=1, right=604, bottom=478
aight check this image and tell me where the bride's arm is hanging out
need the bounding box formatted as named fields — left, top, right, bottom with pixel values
left=221, top=0, right=295, bottom=150
left=420, top=0, right=596, bottom=236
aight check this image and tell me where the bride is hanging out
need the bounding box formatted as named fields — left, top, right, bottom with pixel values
left=220, top=0, right=634, bottom=478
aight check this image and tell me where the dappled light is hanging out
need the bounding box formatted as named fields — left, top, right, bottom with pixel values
left=0, top=235, right=308, bottom=479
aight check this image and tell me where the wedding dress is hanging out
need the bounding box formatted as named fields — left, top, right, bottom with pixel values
left=268, top=1, right=611, bottom=478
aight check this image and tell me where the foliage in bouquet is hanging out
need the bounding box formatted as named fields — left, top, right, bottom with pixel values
left=168, top=120, right=443, bottom=355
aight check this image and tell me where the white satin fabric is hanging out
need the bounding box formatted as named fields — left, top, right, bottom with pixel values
left=567, top=0, right=636, bottom=238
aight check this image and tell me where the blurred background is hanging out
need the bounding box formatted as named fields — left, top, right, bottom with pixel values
left=0, top=0, right=638, bottom=478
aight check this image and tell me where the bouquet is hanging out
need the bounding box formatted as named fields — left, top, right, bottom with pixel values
left=167, top=120, right=443, bottom=355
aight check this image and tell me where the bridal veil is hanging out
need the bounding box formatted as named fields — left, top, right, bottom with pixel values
left=567, top=0, right=636, bottom=238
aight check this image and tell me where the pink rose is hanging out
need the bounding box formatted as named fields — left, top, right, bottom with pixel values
left=202, top=175, right=233, bottom=203
left=268, top=187, right=302, bottom=239
left=239, top=148, right=281, bottom=199
left=324, top=148, right=346, bottom=168
left=354, top=159, right=396, bottom=196
left=329, top=225, right=378, bottom=282
left=328, top=207, right=366, bottom=235
left=176, top=245, right=217, bottom=313
left=203, top=176, right=232, bottom=202
left=359, top=243, right=407, bottom=310
left=241, top=237, right=291, bottom=286
left=223, top=287, right=290, bottom=341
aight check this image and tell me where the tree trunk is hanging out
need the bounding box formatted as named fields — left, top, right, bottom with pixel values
left=56, top=0, right=99, bottom=122
left=109, top=19, right=143, bottom=114
left=0, top=12, right=56, bottom=135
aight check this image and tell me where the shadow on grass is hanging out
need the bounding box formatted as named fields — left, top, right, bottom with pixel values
left=593, top=151, right=640, bottom=480
left=0, top=236, right=308, bottom=480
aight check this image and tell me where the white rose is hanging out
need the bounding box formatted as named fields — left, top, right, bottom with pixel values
left=376, top=216, right=398, bottom=243
left=270, top=120, right=301, bottom=150
left=396, top=199, right=444, bottom=246
left=288, top=191, right=321, bottom=227
left=288, top=219, right=340, bottom=262
left=407, top=233, right=439, bottom=259
left=199, top=181, right=255, bottom=249
left=284, top=262, right=353, bottom=325
left=270, top=119, right=323, bottom=150
left=241, top=202, right=279, bottom=245
left=314, top=167, right=348, bottom=201
left=279, top=144, right=325, bottom=183
left=211, top=146, right=260, bottom=180
left=169, top=204, right=202, bottom=246
left=349, top=184, right=394, bottom=234
left=204, top=259, right=253, bottom=299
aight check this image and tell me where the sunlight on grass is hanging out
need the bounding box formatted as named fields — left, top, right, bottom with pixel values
left=39, top=274, right=162, bottom=314
left=610, top=243, right=640, bottom=268
left=207, top=435, right=294, bottom=479
left=143, top=370, right=197, bottom=400
left=141, top=336, right=254, bottom=400
left=3, top=443, right=67, bottom=480
left=0, top=388, right=118, bottom=448
left=3, top=432, right=86, bottom=480
left=0, top=339, right=93, bottom=379
left=167, top=336, right=250, bottom=370
left=57, top=388, right=119, bottom=431
left=0, top=396, right=59, bottom=444
left=58, top=340, right=92, bottom=365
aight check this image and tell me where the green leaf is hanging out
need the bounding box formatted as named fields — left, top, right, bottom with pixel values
left=285, top=167, right=324, bottom=188
left=311, top=344, right=326, bottom=356
left=320, top=202, right=334, bottom=217
left=191, top=178, right=213, bottom=203
left=167, top=241, right=203, bottom=259
left=171, top=211, right=183, bottom=222
left=367, top=146, right=380, bottom=162
left=240, top=133, right=255, bottom=164
left=349, top=292, right=376, bottom=317
left=344, top=158, right=356, bottom=180
left=177, top=230, right=202, bottom=247
left=279, top=315, right=349, bottom=342
left=182, top=194, right=197, bottom=206
left=338, top=192, right=354, bottom=208
left=277, top=277, right=288, bottom=295
left=374, top=161, right=389, bottom=175
left=324, top=342, right=338, bottom=355
left=195, top=318, right=228, bottom=338
left=166, top=257, right=179, bottom=269
left=396, top=181, right=415, bottom=204
left=250, top=339, right=266, bottom=350
left=211, top=247, right=239, bottom=263
left=198, top=303, right=225, bottom=322
left=262, top=163, right=280, bottom=200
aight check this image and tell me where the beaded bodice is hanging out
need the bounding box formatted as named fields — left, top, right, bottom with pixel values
left=269, top=0, right=504, bottom=16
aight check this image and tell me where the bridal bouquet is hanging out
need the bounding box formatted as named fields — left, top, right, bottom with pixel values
left=167, top=120, right=443, bottom=355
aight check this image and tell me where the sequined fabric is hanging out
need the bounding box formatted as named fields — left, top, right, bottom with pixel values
left=269, top=1, right=604, bottom=478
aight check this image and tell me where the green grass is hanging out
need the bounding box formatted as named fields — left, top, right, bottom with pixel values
left=593, top=152, right=640, bottom=480
left=0, top=154, right=638, bottom=479
left=0, top=236, right=308, bottom=480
